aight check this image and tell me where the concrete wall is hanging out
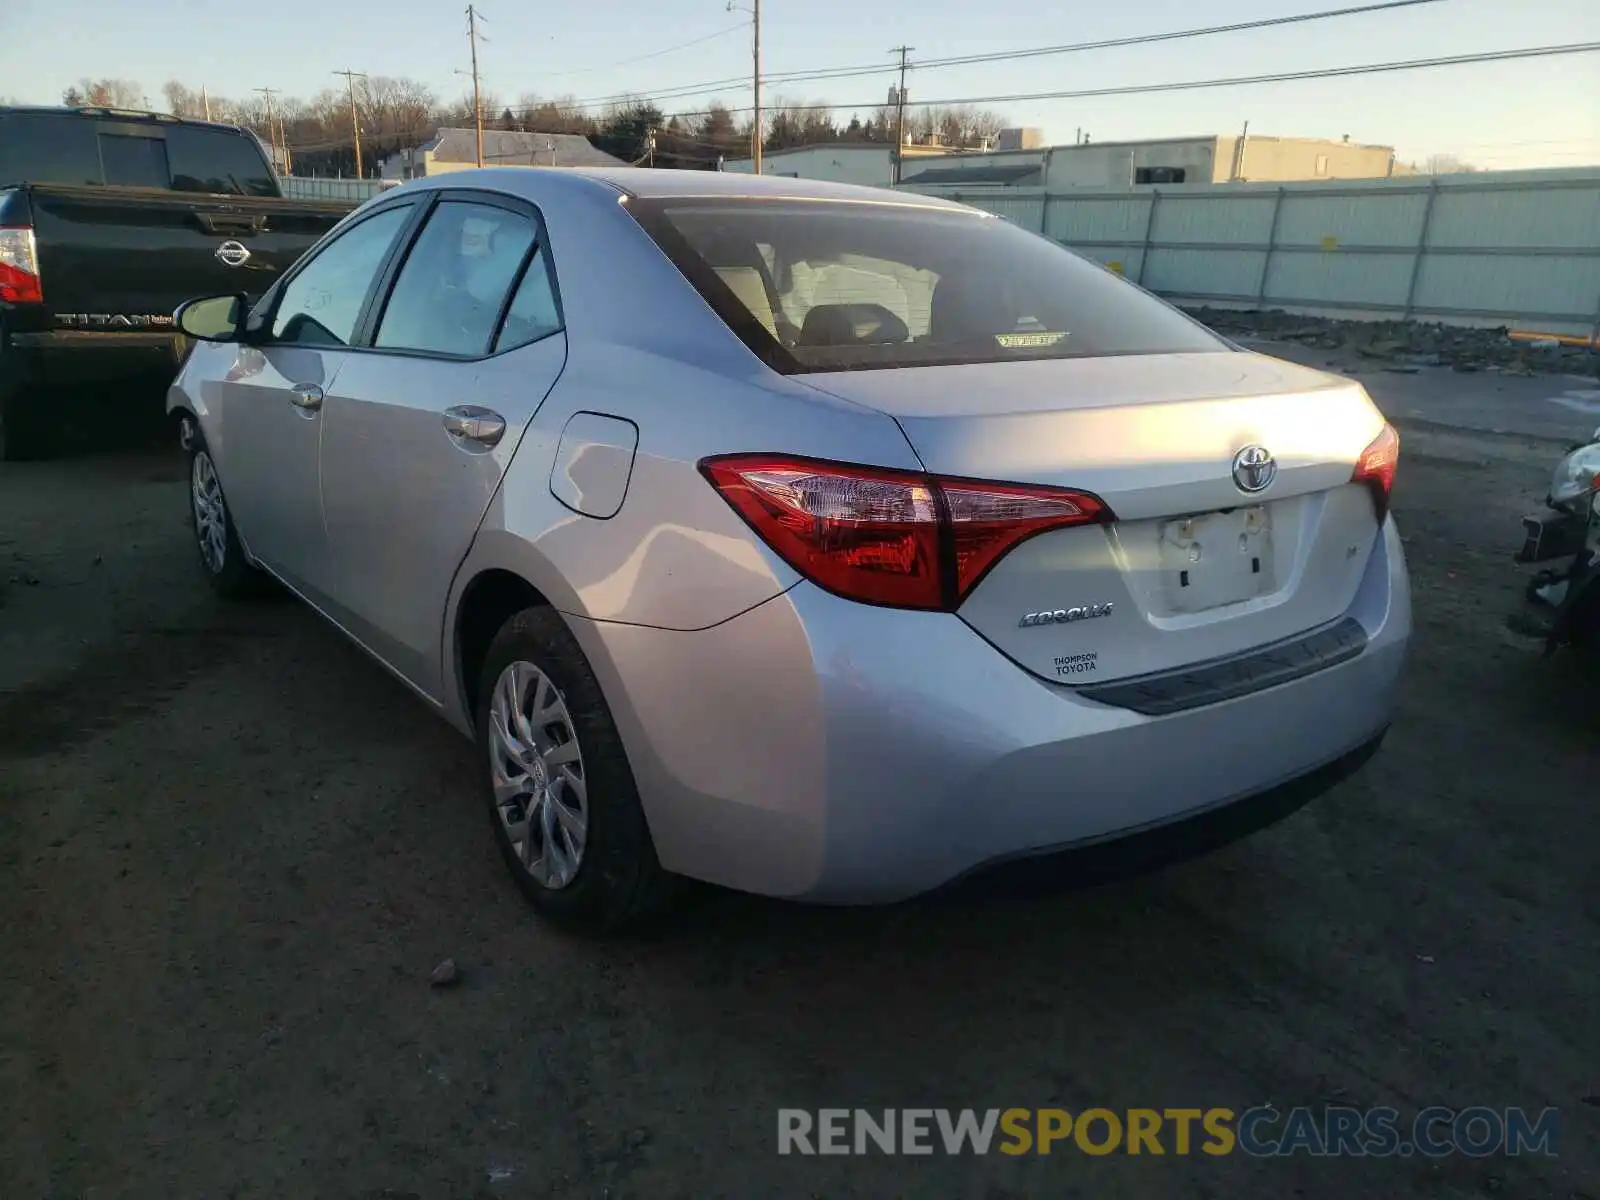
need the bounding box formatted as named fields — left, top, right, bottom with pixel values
left=903, top=167, right=1600, bottom=337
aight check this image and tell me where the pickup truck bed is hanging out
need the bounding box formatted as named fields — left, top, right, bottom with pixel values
left=0, top=106, right=356, bottom=459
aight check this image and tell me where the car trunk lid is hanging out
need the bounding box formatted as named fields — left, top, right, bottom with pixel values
left=800, top=350, right=1391, bottom=686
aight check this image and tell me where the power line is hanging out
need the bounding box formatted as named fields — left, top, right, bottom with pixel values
left=282, top=43, right=1600, bottom=155
left=552, top=0, right=1454, bottom=112
left=541, top=24, right=750, bottom=77
left=639, top=41, right=1600, bottom=121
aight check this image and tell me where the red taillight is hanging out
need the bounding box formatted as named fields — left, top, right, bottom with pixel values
left=0, top=226, right=42, bottom=304
left=700, top=453, right=1110, bottom=611
left=1352, top=423, right=1400, bottom=520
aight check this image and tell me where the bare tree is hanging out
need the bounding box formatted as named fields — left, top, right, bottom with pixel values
left=440, top=89, right=502, bottom=129
left=162, top=80, right=205, bottom=117
left=515, top=93, right=592, bottom=135
left=389, top=78, right=437, bottom=145
left=63, top=78, right=145, bottom=108
left=1420, top=153, right=1478, bottom=174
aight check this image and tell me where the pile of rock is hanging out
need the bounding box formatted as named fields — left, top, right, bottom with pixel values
left=1185, top=307, right=1598, bottom=377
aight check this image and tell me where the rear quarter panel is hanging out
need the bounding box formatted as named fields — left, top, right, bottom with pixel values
left=442, top=183, right=922, bottom=721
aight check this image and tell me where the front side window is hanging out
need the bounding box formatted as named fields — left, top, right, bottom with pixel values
left=628, top=199, right=1226, bottom=372
left=271, top=206, right=413, bottom=346
left=375, top=200, right=537, bottom=357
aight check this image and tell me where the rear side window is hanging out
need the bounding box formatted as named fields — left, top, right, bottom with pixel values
left=164, top=125, right=278, bottom=196
left=494, top=248, right=562, bottom=352
left=0, top=112, right=101, bottom=186
left=0, top=112, right=276, bottom=195
left=375, top=201, right=539, bottom=357
left=628, top=199, right=1226, bottom=372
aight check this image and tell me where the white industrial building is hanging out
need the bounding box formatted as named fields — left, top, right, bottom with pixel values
left=725, top=131, right=1399, bottom=189
left=721, top=141, right=955, bottom=188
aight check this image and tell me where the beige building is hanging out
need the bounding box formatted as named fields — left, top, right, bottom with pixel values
left=379, top=128, right=631, bottom=180
left=728, top=133, right=1397, bottom=190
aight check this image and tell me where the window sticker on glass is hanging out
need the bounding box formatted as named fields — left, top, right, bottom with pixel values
left=460, top=217, right=496, bottom=258
left=996, top=331, right=1069, bottom=349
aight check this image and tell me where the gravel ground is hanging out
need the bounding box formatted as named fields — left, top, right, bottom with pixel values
left=1, top=359, right=1597, bottom=1199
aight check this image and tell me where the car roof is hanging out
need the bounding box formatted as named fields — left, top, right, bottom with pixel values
left=400, top=165, right=982, bottom=214
left=0, top=104, right=247, bottom=134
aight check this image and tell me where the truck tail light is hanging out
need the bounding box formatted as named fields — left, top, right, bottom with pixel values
left=0, top=226, right=43, bottom=304
left=700, top=453, right=1111, bottom=611
left=1351, top=423, right=1400, bottom=521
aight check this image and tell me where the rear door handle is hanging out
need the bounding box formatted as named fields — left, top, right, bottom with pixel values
left=289, top=384, right=323, bottom=412
left=443, top=405, right=506, bottom=448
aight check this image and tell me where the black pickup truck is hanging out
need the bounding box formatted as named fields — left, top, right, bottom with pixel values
left=0, top=106, right=356, bottom=458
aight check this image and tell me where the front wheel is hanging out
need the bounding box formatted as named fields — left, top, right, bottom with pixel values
left=187, top=427, right=268, bottom=599
left=476, top=605, right=675, bottom=933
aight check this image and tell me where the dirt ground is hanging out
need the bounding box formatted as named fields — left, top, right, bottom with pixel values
left=1, top=354, right=1597, bottom=1199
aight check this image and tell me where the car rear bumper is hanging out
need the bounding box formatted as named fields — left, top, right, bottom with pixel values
left=569, top=516, right=1410, bottom=903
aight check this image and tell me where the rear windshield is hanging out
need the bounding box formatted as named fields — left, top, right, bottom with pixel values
left=0, top=111, right=278, bottom=196
left=627, top=197, right=1226, bottom=372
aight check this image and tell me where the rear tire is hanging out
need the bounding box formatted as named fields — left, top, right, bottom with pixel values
left=475, top=605, right=675, bottom=933
left=0, top=381, right=56, bottom=462
left=186, top=427, right=269, bottom=599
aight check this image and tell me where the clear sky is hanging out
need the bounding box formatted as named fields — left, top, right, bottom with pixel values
left=2, top=0, right=1597, bottom=168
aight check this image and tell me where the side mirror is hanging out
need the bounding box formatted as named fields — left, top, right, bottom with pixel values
left=174, top=293, right=248, bottom=342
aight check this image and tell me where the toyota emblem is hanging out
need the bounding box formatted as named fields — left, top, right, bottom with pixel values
left=215, top=240, right=252, bottom=268
left=1231, top=444, right=1277, bottom=493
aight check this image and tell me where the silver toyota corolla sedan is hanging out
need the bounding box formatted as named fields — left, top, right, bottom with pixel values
left=168, top=168, right=1410, bottom=931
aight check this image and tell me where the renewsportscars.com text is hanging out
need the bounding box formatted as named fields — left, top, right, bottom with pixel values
left=777, top=1106, right=1560, bottom=1157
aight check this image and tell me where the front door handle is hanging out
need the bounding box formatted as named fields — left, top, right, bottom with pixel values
left=289, top=384, right=324, bottom=412
left=443, top=405, right=506, bottom=448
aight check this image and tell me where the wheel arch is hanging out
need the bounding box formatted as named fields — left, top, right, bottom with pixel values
left=452, top=567, right=554, bottom=728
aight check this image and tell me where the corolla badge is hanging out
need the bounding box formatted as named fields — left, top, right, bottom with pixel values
left=1231, top=444, right=1277, bottom=493
left=1018, top=603, right=1114, bottom=628
left=215, top=240, right=252, bottom=268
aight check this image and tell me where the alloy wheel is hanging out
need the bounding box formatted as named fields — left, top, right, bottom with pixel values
left=191, top=450, right=228, bottom=574
left=489, top=660, right=589, bottom=890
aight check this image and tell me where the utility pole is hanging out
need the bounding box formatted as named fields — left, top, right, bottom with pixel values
left=752, top=0, right=761, bottom=174
left=727, top=0, right=761, bottom=174
left=1232, top=119, right=1250, bottom=181
left=253, top=87, right=281, bottom=171
left=890, top=45, right=914, bottom=185
left=201, top=85, right=212, bottom=122
left=466, top=5, right=486, bottom=167
left=334, top=69, right=367, bottom=178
